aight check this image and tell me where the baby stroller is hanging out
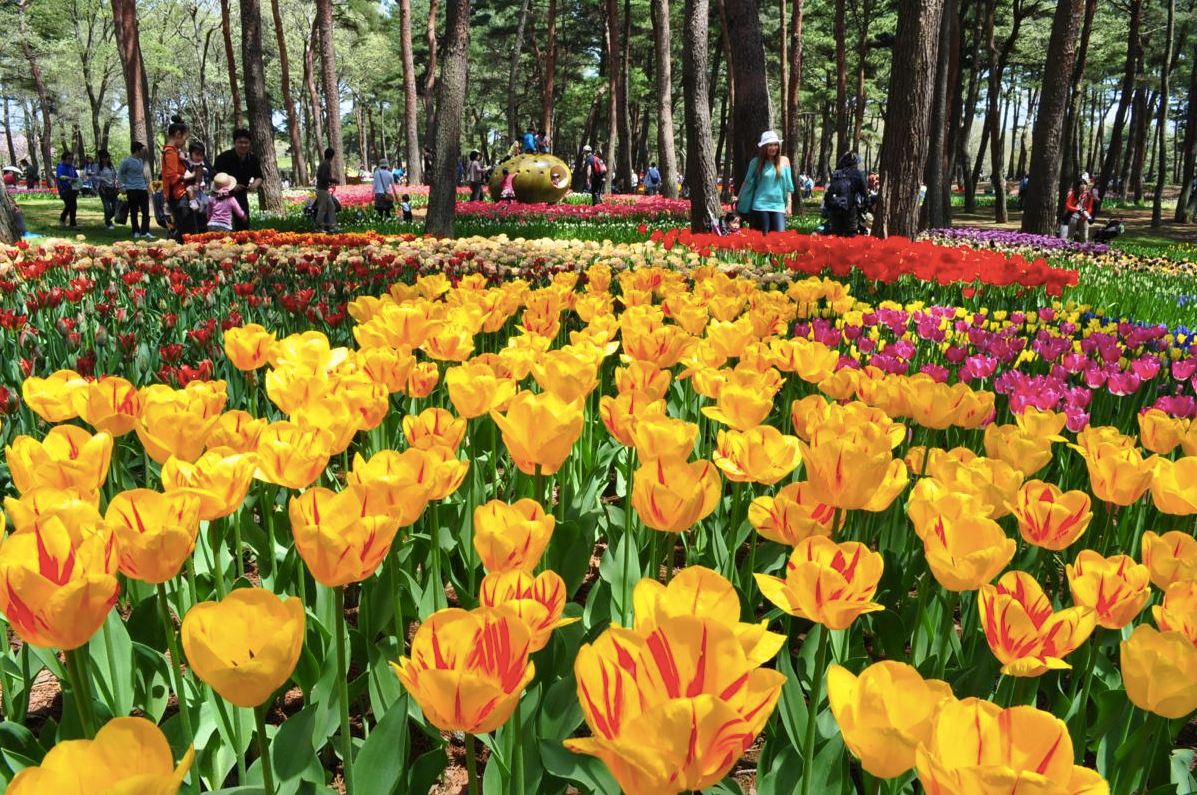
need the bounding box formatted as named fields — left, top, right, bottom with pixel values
left=1091, top=218, right=1125, bottom=244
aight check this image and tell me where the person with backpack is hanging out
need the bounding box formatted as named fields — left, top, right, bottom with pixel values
left=822, top=152, right=869, bottom=237
left=522, top=126, right=538, bottom=154
left=736, top=130, right=795, bottom=234
left=583, top=145, right=607, bottom=205
left=644, top=162, right=662, bottom=196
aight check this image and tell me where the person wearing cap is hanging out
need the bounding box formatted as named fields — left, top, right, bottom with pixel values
left=736, top=131, right=795, bottom=234
left=1062, top=177, right=1096, bottom=242
left=205, top=172, right=247, bottom=232
left=582, top=145, right=607, bottom=205
left=372, top=158, right=400, bottom=218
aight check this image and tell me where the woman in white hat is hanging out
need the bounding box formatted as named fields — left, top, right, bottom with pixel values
left=735, top=130, right=795, bottom=234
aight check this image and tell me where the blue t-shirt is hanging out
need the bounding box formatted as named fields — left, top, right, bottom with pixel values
left=522, top=132, right=537, bottom=153
left=646, top=166, right=661, bottom=185
left=737, top=158, right=795, bottom=214
left=56, top=163, right=79, bottom=194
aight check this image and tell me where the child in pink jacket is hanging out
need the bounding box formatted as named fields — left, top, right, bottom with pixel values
left=206, top=172, right=246, bottom=232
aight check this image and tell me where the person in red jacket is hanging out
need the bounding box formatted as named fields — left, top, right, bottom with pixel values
left=1062, top=177, right=1096, bottom=243
left=161, top=115, right=199, bottom=241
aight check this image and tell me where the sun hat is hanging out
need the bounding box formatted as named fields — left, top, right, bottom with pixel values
left=758, top=130, right=782, bottom=148
left=582, top=145, right=593, bottom=152
left=212, top=172, right=236, bottom=191
left=379, top=159, right=390, bottom=169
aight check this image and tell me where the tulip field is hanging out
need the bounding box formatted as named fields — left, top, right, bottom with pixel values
left=1, top=225, right=1197, bottom=795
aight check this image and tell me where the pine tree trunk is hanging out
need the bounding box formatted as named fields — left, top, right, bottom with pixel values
left=303, top=13, right=326, bottom=172
left=724, top=0, right=771, bottom=190
left=316, top=0, right=344, bottom=182
left=1152, top=0, right=1175, bottom=227
left=618, top=0, right=634, bottom=187
left=852, top=0, right=874, bottom=149
left=425, top=0, right=469, bottom=237
left=1059, top=0, right=1097, bottom=201
left=0, top=180, right=21, bottom=244
left=240, top=0, right=285, bottom=210
left=984, top=0, right=1007, bottom=222
left=1174, top=39, right=1197, bottom=221
left=220, top=0, right=242, bottom=125
left=2, top=98, right=15, bottom=165
left=834, top=0, right=848, bottom=154
left=604, top=0, right=620, bottom=193
left=506, top=0, right=533, bottom=143
left=683, top=0, right=721, bottom=230
left=18, top=1, right=53, bottom=184
left=271, top=0, right=308, bottom=185
left=873, top=0, right=944, bottom=238
left=1020, top=0, right=1085, bottom=234
left=1130, top=90, right=1152, bottom=202
left=651, top=0, right=680, bottom=198
left=1099, top=0, right=1141, bottom=203
left=780, top=0, right=789, bottom=141
left=786, top=0, right=804, bottom=201
left=541, top=0, right=557, bottom=141
left=924, top=0, right=955, bottom=229
left=424, top=0, right=440, bottom=144
left=399, top=0, right=422, bottom=185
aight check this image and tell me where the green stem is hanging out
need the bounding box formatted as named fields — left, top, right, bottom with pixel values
left=63, top=648, right=96, bottom=738
left=623, top=447, right=636, bottom=626
left=157, top=583, right=196, bottom=789
left=334, top=587, right=357, bottom=795
left=800, top=626, right=831, bottom=795
left=513, top=697, right=526, bottom=795
left=1070, top=631, right=1101, bottom=763
left=430, top=503, right=444, bottom=611
left=466, top=733, right=480, bottom=795
left=255, top=704, right=276, bottom=795
left=233, top=511, right=246, bottom=580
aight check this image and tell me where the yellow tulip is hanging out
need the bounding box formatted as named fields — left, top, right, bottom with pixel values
left=631, top=457, right=721, bottom=533
left=402, top=407, right=467, bottom=452
left=2, top=487, right=100, bottom=535
left=6, top=425, right=113, bottom=497
left=1119, top=625, right=1197, bottom=718
left=599, top=391, right=667, bottom=447
left=629, top=414, right=699, bottom=461
left=490, top=390, right=584, bottom=476
left=926, top=454, right=1023, bottom=518
left=1066, top=550, right=1150, bottom=629
left=135, top=381, right=227, bottom=464
left=1140, top=530, right=1197, bottom=589
left=1014, top=406, right=1068, bottom=439
left=254, top=421, right=333, bottom=489
left=633, top=566, right=785, bottom=665
left=1149, top=456, right=1197, bottom=515
left=922, top=515, right=1016, bottom=592
left=106, top=489, right=201, bottom=584
left=205, top=410, right=267, bottom=454
left=21, top=370, right=87, bottom=423
left=983, top=423, right=1054, bottom=477
left=289, top=485, right=404, bottom=587
left=358, top=345, right=416, bottom=394
left=713, top=425, right=803, bottom=485
left=223, top=323, right=276, bottom=370
left=161, top=447, right=257, bottom=521
left=1138, top=408, right=1184, bottom=454
left=405, top=361, right=440, bottom=398
left=799, top=431, right=909, bottom=512
left=345, top=449, right=433, bottom=527
left=755, top=536, right=884, bottom=630
left=289, top=394, right=359, bottom=454
left=907, top=477, right=992, bottom=540
left=73, top=376, right=142, bottom=437
left=181, top=588, right=305, bottom=708
left=614, top=361, right=671, bottom=400
left=827, top=661, right=954, bottom=779
left=416, top=444, right=470, bottom=500
left=915, top=698, right=1107, bottom=793
left=445, top=361, right=517, bottom=418
left=979, top=571, right=1095, bottom=676
left=479, top=569, right=577, bottom=652
left=701, top=368, right=779, bottom=431
left=392, top=606, right=535, bottom=733
left=748, top=481, right=839, bottom=546
left=421, top=321, right=475, bottom=362
left=473, top=499, right=555, bottom=572
left=8, top=716, right=194, bottom=795
left=1008, top=480, right=1092, bottom=551
left=1072, top=442, right=1155, bottom=506
left=531, top=348, right=600, bottom=402
left=1153, top=581, right=1197, bottom=646
left=0, top=516, right=119, bottom=649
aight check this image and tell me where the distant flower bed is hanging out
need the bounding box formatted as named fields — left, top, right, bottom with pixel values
left=926, top=227, right=1111, bottom=255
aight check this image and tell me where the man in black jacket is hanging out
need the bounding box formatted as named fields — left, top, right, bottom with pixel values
left=212, top=129, right=263, bottom=231
left=823, top=152, right=869, bottom=236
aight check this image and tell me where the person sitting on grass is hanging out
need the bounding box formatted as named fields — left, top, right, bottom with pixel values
left=205, top=172, right=247, bottom=233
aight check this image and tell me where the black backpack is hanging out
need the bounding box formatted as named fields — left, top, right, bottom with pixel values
left=826, top=169, right=855, bottom=212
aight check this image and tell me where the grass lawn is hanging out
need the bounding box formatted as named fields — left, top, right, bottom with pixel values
left=15, top=194, right=160, bottom=246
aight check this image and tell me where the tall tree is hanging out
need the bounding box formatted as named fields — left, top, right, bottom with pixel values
left=724, top=0, right=772, bottom=188
left=1, top=99, right=15, bottom=165
left=651, top=0, right=680, bottom=197
left=424, top=0, right=440, bottom=144
left=1175, top=37, right=1197, bottom=221
left=271, top=0, right=308, bottom=185
left=924, top=0, right=957, bottom=229
left=785, top=0, right=804, bottom=196
left=240, top=0, right=284, bottom=209
left=1059, top=0, right=1097, bottom=198
left=70, top=0, right=117, bottom=154
left=873, top=0, right=944, bottom=237
left=541, top=0, right=558, bottom=143
left=316, top=0, right=345, bottom=183
left=425, top=0, right=470, bottom=237
left=1152, top=0, right=1175, bottom=227
left=220, top=0, right=242, bottom=125
left=834, top=0, right=849, bottom=154
left=604, top=0, right=621, bottom=191
left=399, top=0, right=422, bottom=185
left=0, top=181, right=21, bottom=244
left=18, top=0, right=54, bottom=181
left=303, top=12, right=326, bottom=174
left=1021, top=0, right=1085, bottom=234
left=851, top=0, right=876, bottom=149
left=506, top=0, right=533, bottom=143
left=1098, top=0, right=1142, bottom=203
left=984, top=0, right=1007, bottom=222
left=683, top=0, right=721, bottom=230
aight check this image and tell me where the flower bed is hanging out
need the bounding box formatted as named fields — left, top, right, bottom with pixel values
left=0, top=229, right=1192, bottom=795
left=925, top=226, right=1111, bottom=255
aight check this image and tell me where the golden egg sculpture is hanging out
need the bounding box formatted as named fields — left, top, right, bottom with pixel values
left=488, top=154, right=573, bottom=204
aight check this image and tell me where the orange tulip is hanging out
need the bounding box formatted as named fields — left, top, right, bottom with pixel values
left=1153, top=580, right=1197, bottom=646
left=473, top=499, right=555, bottom=572
left=403, top=407, right=467, bottom=452
left=490, top=390, right=584, bottom=476
left=161, top=447, right=257, bottom=521
left=136, top=381, right=227, bottom=464
left=392, top=607, right=535, bottom=733
left=748, top=481, right=839, bottom=546
left=979, top=571, right=1095, bottom=676
left=1066, top=550, right=1150, bottom=629
left=1008, top=480, right=1092, bottom=551
left=631, top=457, right=722, bottom=533
left=755, top=536, right=884, bottom=630
left=106, top=489, right=201, bottom=584
left=73, top=376, right=142, bottom=436
left=1140, top=530, right=1197, bottom=589
left=479, top=569, right=577, bottom=652
left=713, top=425, right=803, bottom=485
left=254, top=421, right=333, bottom=489
left=599, top=391, right=666, bottom=447
left=289, top=485, right=404, bottom=586
left=1150, top=456, right=1197, bottom=515
left=6, top=425, right=113, bottom=497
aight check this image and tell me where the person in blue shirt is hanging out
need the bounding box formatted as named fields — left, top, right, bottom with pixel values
left=522, top=126, right=537, bottom=154
left=644, top=162, right=662, bottom=195
left=735, top=130, right=795, bottom=234
left=55, top=152, right=80, bottom=227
